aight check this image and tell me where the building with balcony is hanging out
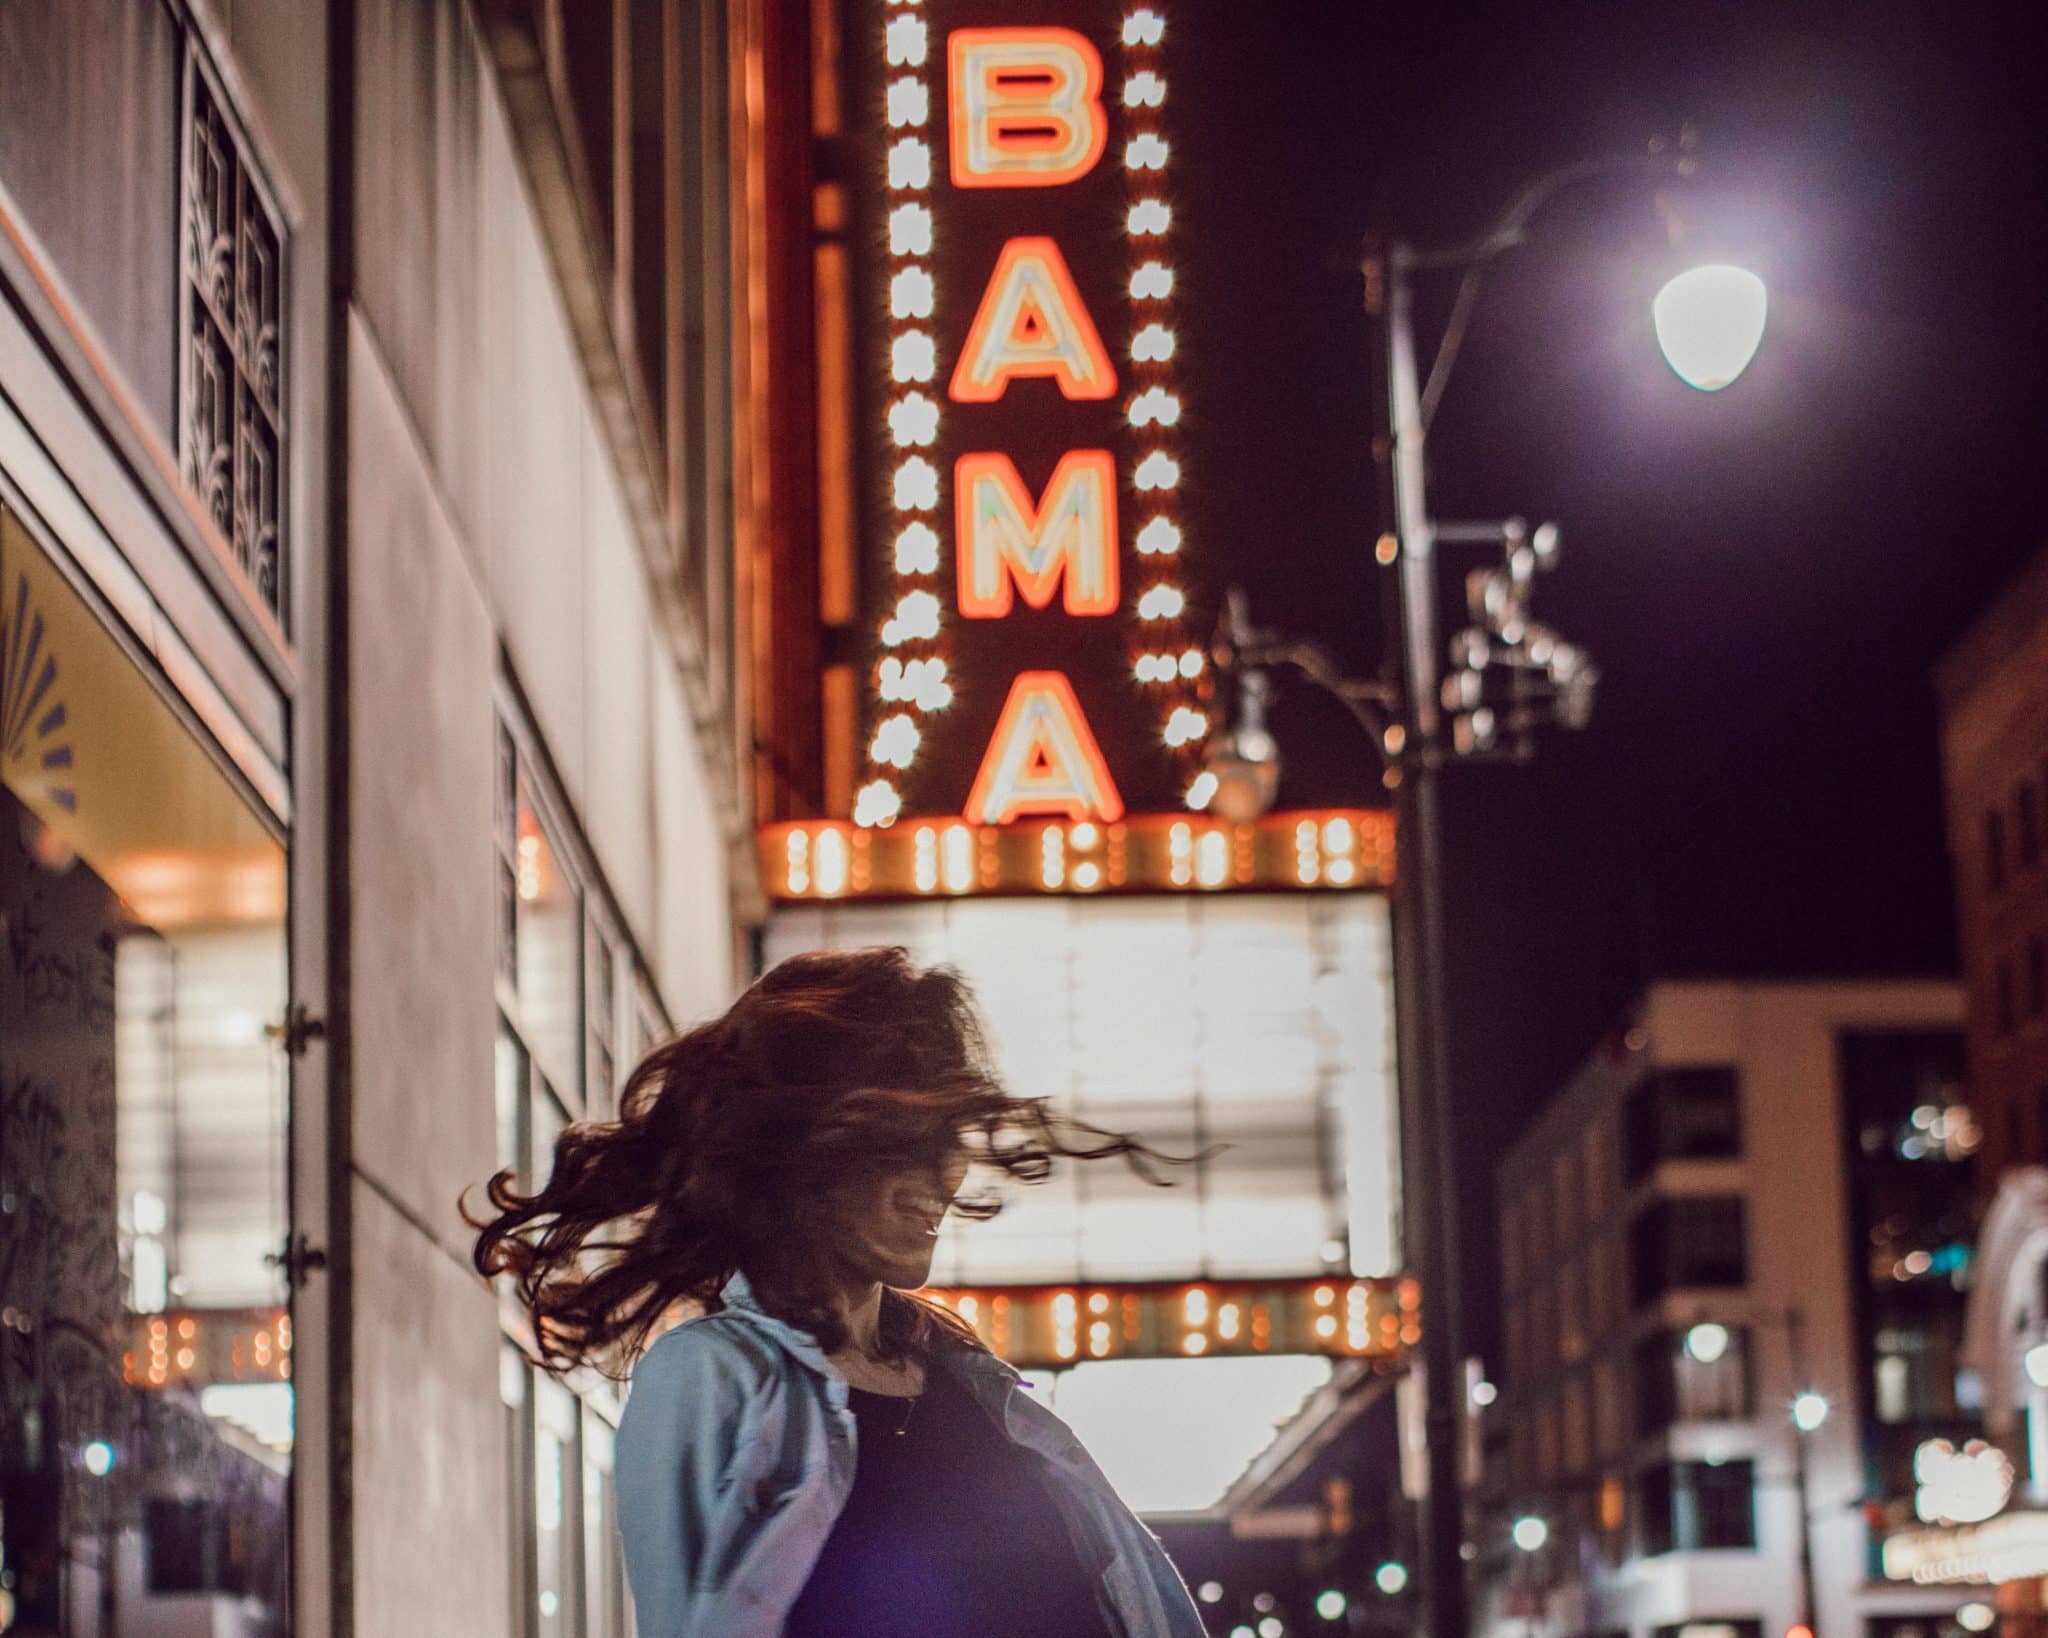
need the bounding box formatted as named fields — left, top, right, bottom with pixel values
left=1480, top=980, right=1976, bottom=1638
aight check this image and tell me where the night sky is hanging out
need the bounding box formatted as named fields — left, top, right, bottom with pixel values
left=1173, top=0, right=2048, bottom=1351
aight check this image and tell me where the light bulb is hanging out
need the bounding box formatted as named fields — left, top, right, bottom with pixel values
left=1652, top=263, right=1767, bottom=391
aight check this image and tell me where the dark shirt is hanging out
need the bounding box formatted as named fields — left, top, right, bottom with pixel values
left=782, top=1364, right=1118, bottom=1638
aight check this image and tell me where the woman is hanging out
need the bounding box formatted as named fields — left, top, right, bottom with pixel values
left=468, top=946, right=1208, bottom=1638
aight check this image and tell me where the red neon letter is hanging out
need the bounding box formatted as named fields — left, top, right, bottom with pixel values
left=956, top=451, right=1119, bottom=619
left=950, top=237, right=1116, bottom=403
left=949, top=28, right=1107, bottom=189
left=965, top=672, right=1125, bottom=825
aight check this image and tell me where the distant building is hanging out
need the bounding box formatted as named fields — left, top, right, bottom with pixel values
left=1479, top=980, right=1975, bottom=1638
left=1937, top=547, right=2048, bottom=1176
left=1926, top=550, right=2048, bottom=1634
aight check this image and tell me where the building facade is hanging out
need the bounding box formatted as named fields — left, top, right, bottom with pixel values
left=1925, top=550, right=2048, bottom=1633
left=1481, top=981, right=1976, bottom=1638
left=0, top=3, right=755, bottom=1634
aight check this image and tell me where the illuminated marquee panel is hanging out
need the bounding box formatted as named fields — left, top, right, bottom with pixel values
left=1883, top=1512, right=2048, bottom=1586
left=921, top=1277, right=1419, bottom=1370
left=121, top=1307, right=292, bottom=1388
left=763, top=808, right=1394, bottom=900
left=858, top=2, right=1207, bottom=829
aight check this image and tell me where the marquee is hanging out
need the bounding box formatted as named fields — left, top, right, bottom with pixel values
left=774, top=0, right=1392, bottom=901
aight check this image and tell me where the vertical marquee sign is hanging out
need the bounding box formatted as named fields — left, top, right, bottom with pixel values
left=854, top=0, right=1206, bottom=832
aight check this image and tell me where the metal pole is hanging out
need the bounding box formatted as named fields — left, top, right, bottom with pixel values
left=1380, top=241, right=1469, bottom=1638
left=1794, top=1431, right=1817, bottom=1636
left=1787, top=1308, right=1818, bottom=1637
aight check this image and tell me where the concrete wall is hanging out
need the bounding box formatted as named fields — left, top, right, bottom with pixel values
left=341, top=1, right=741, bottom=1630
left=350, top=0, right=734, bottom=1010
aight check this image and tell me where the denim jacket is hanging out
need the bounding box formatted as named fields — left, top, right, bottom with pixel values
left=615, top=1274, right=1208, bottom=1638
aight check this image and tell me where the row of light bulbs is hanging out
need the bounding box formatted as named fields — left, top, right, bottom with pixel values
left=859, top=4, right=1203, bottom=828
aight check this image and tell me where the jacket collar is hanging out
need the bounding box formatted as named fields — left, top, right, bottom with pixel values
left=718, top=1271, right=1021, bottom=1393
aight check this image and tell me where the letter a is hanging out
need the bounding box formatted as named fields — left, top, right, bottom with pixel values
left=965, top=672, right=1125, bottom=825
left=956, top=451, right=1119, bottom=619
left=949, top=28, right=1107, bottom=188
left=950, top=237, right=1116, bottom=404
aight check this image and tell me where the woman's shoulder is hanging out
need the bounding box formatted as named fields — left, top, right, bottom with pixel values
left=626, top=1309, right=784, bottom=1409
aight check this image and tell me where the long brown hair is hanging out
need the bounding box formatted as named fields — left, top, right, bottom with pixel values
left=465, top=946, right=1166, bottom=1375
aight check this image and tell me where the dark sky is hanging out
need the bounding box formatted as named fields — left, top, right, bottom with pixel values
left=1175, top=0, right=2048, bottom=1350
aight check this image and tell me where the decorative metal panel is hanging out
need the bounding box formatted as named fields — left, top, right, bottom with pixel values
left=179, top=52, right=286, bottom=627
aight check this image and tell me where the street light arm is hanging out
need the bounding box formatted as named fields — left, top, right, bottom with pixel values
left=1393, top=144, right=1694, bottom=431
left=1233, top=635, right=1399, bottom=755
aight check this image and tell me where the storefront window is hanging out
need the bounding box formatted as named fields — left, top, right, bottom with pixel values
left=582, top=1411, right=625, bottom=1638
left=533, top=1376, right=580, bottom=1638
left=0, top=501, right=290, bottom=1631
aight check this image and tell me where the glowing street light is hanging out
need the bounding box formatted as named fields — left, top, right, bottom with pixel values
left=1511, top=1515, right=1549, bottom=1553
left=1685, top=1321, right=1732, bottom=1364
left=1791, top=1392, right=1831, bottom=1434
left=1375, top=1561, right=1410, bottom=1596
left=2024, top=1341, right=2048, bottom=1389
left=1316, top=1589, right=1348, bottom=1621
left=1652, top=263, right=1768, bottom=391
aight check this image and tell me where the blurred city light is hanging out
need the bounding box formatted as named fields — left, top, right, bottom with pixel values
left=1684, top=1321, right=1732, bottom=1364
left=1376, top=1561, right=1410, bottom=1595
left=1512, top=1515, right=1549, bottom=1552
left=2025, top=1342, right=2048, bottom=1389
left=1791, top=1391, right=1831, bottom=1432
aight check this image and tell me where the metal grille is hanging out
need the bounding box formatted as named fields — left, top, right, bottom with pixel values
left=180, top=54, right=285, bottom=626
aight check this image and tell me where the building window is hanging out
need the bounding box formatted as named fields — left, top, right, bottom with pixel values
left=1635, top=1327, right=1753, bottom=1436
left=2021, top=782, right=2044, bottom=870
left=1988, top=811, right=2009, bottom=894
left=1553, top=1146, right=1583, bottom=1248
left=1624, top=1067, right=1742, bottom=1179
left=1869, top=1617, right=1978, bottom=1638
left=1630, top=1196, right=1748, bottom=1306
left=1655, top=1624, right=1763, bottom=1638
left=584, top=1410, right=628, bottom=1638
left=589, top=926, right=621, bottom=1120
left=1640, top=1460, right=1757, bottom=1554
left=179, top=50, right=287, bottom=622
left=0, top=504, right=292, bottom=1630
left=1872, top=1324, right=1966, bottom=1424
left=533, top=1375, right=582, bottom=1638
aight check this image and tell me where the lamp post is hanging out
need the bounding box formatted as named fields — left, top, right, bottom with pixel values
left=1683, top=1312, right=1823, bottom=1638
left=1786, top=1307, right=1825, bottom=1638
left=1208, top=138, right=1767, bottom=1638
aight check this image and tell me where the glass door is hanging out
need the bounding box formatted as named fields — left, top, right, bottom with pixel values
left=0, top=498, right=292, bottom=1633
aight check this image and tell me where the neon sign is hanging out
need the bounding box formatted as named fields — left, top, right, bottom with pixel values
left=859, top=2, right=1201, bottom=831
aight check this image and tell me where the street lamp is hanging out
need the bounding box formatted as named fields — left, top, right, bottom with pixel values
left=1653, top=264, right=1769, bottom=391
left=1685, top=1321, right=1734, bottom=1365
left=1790, top=1391, right=1831, bottom=1434
left=1511, top=1515, right=1549, bottom=1554
left=1206, top=136, right=1767, bottom=1638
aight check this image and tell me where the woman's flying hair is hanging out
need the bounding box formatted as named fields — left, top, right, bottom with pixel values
left=465, top=946, right=1172, bottom=1374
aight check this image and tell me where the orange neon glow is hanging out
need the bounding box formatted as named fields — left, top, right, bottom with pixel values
left=965, top=672, right=1125, bottom=825
left=948, top=28, right=1108, bottom=189
left=955, top=451, right=1119, bottom=619
left=950, top=237, right=1116, bottom=404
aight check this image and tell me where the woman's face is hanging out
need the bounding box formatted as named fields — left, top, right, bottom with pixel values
left=830, top=1147, right=970, bottom=1292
